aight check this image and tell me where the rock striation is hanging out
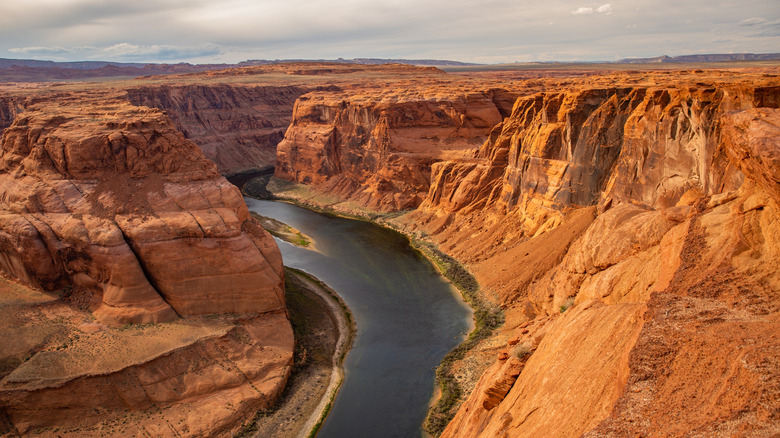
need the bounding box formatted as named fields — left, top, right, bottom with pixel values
left=419, top=79, right=780, bottom=438
left=275, top=87, right=516, bottom=211
left=404, top=81, right=779, bottom=302
left=0, top=97, right=286, bottom=324
left=270, top=69, right=779, bottom=437
left=126, top=84, right=307, bottom=175
left=0, top=96, right=293, bottom=436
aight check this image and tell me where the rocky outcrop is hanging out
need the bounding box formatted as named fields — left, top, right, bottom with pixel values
left=275, top=87, right=517, bottom=211
left=0, top=97, right=286, bottom=324
left=126, top=84, right=307, bottom=175
left=267, top=70, right=779, bottom=437
left=396, top=81, right=777, bottom=302
left=420, top=80, right=780, bottom=437
left=0, top=95, right=293, bottom=436
left=414, top=84, right=765, bottom=242
left=0, top=298, right=293, bottom=437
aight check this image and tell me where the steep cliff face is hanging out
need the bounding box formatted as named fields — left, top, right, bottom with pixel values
left=267, top=72, right=779, bottom=437
left=126, top=84, right=307, bottom=175
left=275, top=87, right=516, bottom=211
left=0, top=96, right=293, bottom=436
left=416, top=84, right=764, bottom=240
left=402, top=83, right=776, bottom=302
left=416, top=81, right=780, bottom=437
left=0, top=95, right=26, bottom=135
left=0, top=97, right=286, bottom=324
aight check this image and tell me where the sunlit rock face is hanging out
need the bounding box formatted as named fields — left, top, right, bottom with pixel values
left=417, top=79, right=780, bottom=438
left=0, top=95, right=293, bottom=437
left=275, top=85, right=517, bottom=211
left=0, top=97, right=286, bottom=324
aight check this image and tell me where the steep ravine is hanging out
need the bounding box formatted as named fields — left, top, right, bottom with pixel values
left=273, top=73, right=780, bottom=437
left=0, top=68, right=777, bottom=437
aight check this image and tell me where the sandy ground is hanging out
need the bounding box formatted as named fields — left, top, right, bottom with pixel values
left=241, top=269, right=354, bottom=438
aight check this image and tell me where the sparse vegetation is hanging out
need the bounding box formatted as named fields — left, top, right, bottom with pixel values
left=250, top=211, right=312, bottom=248
left=412, top=234, right=504, bottom=437
left=559, top=297, right=575, bottom=313
left=512, top=343, right=532, bottom=360
left=240, top=174, right=497, bottom=436
left=242, top=174, right=275, bottom=200
left=234, top=267, right=355, bottom=438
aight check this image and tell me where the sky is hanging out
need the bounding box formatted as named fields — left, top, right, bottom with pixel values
left=0, top=0, right=778, bottom=64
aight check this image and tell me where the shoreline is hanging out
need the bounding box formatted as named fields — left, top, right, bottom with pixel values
left=239, top=267, right=355, bottom=438
left=242, top=175, right=500, bottom=436
left=289, top=268, right=355, bottom=438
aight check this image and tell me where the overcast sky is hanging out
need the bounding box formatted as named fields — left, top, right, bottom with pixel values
left=1, top=0, right=778, bottom=64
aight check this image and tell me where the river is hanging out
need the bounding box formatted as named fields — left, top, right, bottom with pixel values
left=244, top=198, right=472, bottom=438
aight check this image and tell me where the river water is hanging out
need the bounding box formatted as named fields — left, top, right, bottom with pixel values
left=244, top=198, right=472, bottom=438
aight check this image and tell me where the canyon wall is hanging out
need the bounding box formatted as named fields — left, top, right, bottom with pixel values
left=422, top=81, right=780, bottom=437
left=437, top=105, right=780, bottom=438
left=275, top=87, right=517, bottom=211
left=0, top=95, right=293, bottom=436
left=0, top=95, right=26, bottom=134
left=127, top=84, right=307, bottom=175
left=274, top=71, right=779, bottom=437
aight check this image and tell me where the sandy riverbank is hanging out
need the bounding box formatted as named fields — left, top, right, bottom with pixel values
left=238, top=268, right=354, bottom=438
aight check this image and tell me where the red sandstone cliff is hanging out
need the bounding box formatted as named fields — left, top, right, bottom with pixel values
left=436, top=106, right=780, bottom=438
left=275, top=87, right=517, bottom=211
left=408, top=79, right=780, bottom=437
left=0, top=96, right=292, bottom=436
left=126, top=84, right=307, bottom=175
left=271, top=70, right=779, bottom=437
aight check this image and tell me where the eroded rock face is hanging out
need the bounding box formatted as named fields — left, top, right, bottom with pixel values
left=268, top=71, right=779, bottom=438
left=0, top=98, right=285, bottom=324
left=415, top=84, right=764, bottom=242
left=275, top=87, right=516, bottom=211
left=126, top=84, right=307, bottom=175
left=430, top=85, right=780, bottom=437
left=0, top=95, right=293, bottom=437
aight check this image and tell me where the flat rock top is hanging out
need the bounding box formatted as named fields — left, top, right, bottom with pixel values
left=0, top=276, right=236, bottom=390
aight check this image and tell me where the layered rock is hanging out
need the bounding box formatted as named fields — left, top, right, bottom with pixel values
left=0, top=96, right=293, bottom=436
left=126, top=84, right=307, bottom=174
left=418, top=81, right=780, bottom=437
left=275, top=87, right=516, bottom=211
left=0, top=291, right=293, bottom=437
left=266, top=70, right=780, bottom=437
left=414, top=84, right=765, bottom=243
left=0, top=97, right=286, bottom=324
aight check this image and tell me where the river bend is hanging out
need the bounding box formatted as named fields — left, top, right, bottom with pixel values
left=245, top=199, right=472, bottom=438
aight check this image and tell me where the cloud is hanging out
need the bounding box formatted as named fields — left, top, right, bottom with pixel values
left=9, top=46, right=75, bottom=56
left=739, top=17, right=765, bottom=26
left=8, top=43, right=223, bottom=62
left=572, top=7, right=594, bottom=15
left=2, top=0, right=780, bottom=64
left=737, top=16, right=780, bottom=37
left=572, top=4, right=612, bottom=15
left=102, top=43, right=222, bottom=60
left=596, top=4, right=613, bottom=14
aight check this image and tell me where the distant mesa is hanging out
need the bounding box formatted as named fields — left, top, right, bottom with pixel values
left=618, top=52, right=780, bottom=63
left=0, top=57, right=478, bottom=82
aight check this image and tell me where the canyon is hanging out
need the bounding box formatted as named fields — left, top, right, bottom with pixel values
left=269, top=67, right=780, bottom=436
left=0, top=62, right=777, bottom=437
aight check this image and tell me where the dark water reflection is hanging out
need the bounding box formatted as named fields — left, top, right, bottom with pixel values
left=245, top=199, right=472, bottom=438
